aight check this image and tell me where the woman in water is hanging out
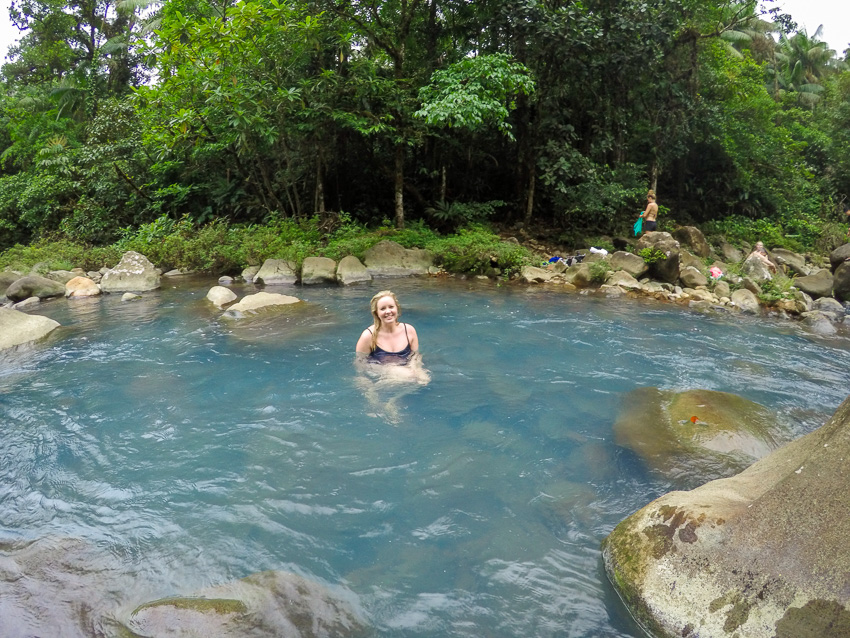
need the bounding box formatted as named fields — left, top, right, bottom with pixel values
left=355, top=290, right=429, bottom=422
left=355, top=290, right=420, bottom=364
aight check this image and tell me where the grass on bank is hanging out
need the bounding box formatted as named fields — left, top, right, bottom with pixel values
left=0, top=215, right=537, bottom=278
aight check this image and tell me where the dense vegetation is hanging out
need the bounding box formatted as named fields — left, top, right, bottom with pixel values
left=1, top=0, right=850, bottom=265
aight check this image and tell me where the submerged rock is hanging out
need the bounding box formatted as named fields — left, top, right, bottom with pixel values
left=5, top=275, right=66, bottom=301
left=206, top=285, right=237, bottom=308
left=65, top=276, right=101, bottom=298
left=0, top=307, right=60, bottom=350
left=125, top=571, right=369, bottom=638
left=613, top=387, right=781, bottom=480
left=603, top=394, right=850, bottom=638
left=222, top=292, right=301, bottom=318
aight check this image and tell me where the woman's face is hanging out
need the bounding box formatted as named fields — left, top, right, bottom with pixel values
left=375, top=296, right=399, bottom=326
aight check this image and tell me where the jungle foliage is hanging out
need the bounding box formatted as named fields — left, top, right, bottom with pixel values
left=1, top=0, right=850, bottom=252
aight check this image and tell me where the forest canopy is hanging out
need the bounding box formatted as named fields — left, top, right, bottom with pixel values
left=1, top=0, right=849, bottom=250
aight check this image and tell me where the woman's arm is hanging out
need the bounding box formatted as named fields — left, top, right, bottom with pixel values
left=406, top=324, right=420, bottom=352
left=355, top=329, right=373, bottom=354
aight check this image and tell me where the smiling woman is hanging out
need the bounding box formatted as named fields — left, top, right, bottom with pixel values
left=355, top=289, right=420, bottom=363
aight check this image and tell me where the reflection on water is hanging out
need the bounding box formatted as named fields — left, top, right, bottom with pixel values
left=2, top=277, right=850, bottom=637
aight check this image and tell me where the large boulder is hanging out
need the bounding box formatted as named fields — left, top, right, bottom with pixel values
left=792, top=268, right=834, bottom=299
left=741, top=253, right=774, bottom=282
left=0, top=307, right=61, bottom=350
left=562, top=262, right=594, bottom=288
left=636, top=232, right=680, bottom=284
left=730, top=288, right=760, bottom=314
left=363, top=240, right=432, bottom=276
left=828, top=243, right=850, bottom=272
left=206, top=286, right=238, bottom=308
left=301, top=256, right=337, bottom=285
left=678, top=266, right=708, bottom=288
left=833, top=261, right=850, bottom=302
left=123, top=571, right=368, bottom=638
left=100, top=251, right=160, bottom=293
left=719, top=241, right=743, bottom=263
left=672, top=226, right=710, bottom=258
left=613, top=387, right=780, bottom=480
left=255, top=259, right=298, bottom=285
left=605, top=270, right=642, bottom=290
left=65, top=276, right=101, bottom=298
left=610, top=251, right=648, bottom=279
left=521, top=266, right=555, bottom=283
left=5, top=275, right=66, bottom=301
left=336, top=256, right=371, bottom=285
left=602, top=394, right=850, bottom=638
left=771, top=248, right=808, bottom=276
left=0, top=271, right=21, bottom=291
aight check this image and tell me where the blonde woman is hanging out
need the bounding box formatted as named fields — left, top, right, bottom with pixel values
left=640, top=190, right=659, bottom=232
left=356, top=290, right=420, bottom=365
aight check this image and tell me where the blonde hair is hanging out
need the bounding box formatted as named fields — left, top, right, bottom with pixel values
left=647, top=190, right=656, bottom=201
left=369, top=290, right=401, bottom=352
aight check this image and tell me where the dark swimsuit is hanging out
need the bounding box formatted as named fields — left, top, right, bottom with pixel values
left=368, top=324, right=413, bottom=365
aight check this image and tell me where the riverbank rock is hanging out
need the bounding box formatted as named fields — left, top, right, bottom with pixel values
left=336, top=255, right=371, bottom=285
left=521, top=266, right=555, bottom=283
left=771, top=248, right=808, bottom=276
left=731, top=288, right=760, bottom=314
left=206, top=286, right=238, bottom=308
left=242, top=265, right=261, bottom=283
left=223, top=292, right=301, bottom=318
left=124, top=571, right=368, bottom=638
left=828, top=243, right=850, bottom=271
left=678, top=266, right=707, bottom=288
left=605, top=270, right=641, bottom=290
left=5, top=275, right=66, bottom=301
left=832, top=261, right=850, bottom=302
left=610, top=251, right=648, bottom=279
left=741, top=253, right=774, bottom=281
left=602, top=394, right=850, bottom=638
left=301, top=256, right=337, bottom=285
left=363, top=240, right=432, bottom=276
left=0, top=307, right=60, bottom=350
left=636, top=232, right=680, bottom=284
left=613, top=387, right=780, bottom=481
left=65, top=276, right=101, bottom=298
left=672, top=226, right=710, bottom=258
left=719, top=241, right=743, bottom=263
left=792, top=268, right=833, bottom=299
left=255, top=259, right=298, bottom=285
left=100, top=251, right=160, bottom=293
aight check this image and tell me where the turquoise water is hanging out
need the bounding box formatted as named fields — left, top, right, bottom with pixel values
left=2, top=277, right=849, bottom=637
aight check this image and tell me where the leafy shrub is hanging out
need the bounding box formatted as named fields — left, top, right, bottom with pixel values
left=425, top=225, right=533, bottom=276
left=638, top=247, right=666, bottom=264
left=588, top=259, right=612, bottom=283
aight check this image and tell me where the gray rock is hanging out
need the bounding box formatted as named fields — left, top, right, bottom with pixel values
left=241, top=265, right=261, bottom=283
left=100, top=251, right=160, bottom=293
left=206, top=286, right=238, bottom=308
left=255, top=259, right=298, bottom=285
left=86, top=271, right=102, bottom=284
left=812, top=297, right=845, bottom=314
left=771, top=248, right=808, bottom=276
left=5, top=275, right=66, bottom=301
left=672, top=226, right=710, bottom=257
left=742, top=277, right=762, bottom=296
left=602, top=394, right=850, bottom=638
left=163, top=268, right=194, bottom=276
left=720, top=242, right=743, bottom=263
left=636, top=232, right=680, bottom=284
left=678, top=249, right=704, bottom=271
left=832, top=261, right=850, bottom=302
left=713, top=280, right=731, bottom=298
left=0, top=307, right=60, bottom=350
left=828, top=243, right=850, bottom=272
left=731, top=288, right=760, bottom=314
left=610, top=251, right=648, bottom=279
left=121, top=292, right=142, bottom=301
left=521, top=266, right=555, bottom=283
left=678, top=266, right=708, bottom=288
left=13, top=296, right=40, bottom=310
left=45, top=270, right=77, bottom=284
left=301, top=256, right=337, bottom=285
left=605, top=270, right=642, bottom=290
left=218, top=276, right=235, bottom=285
left=562, top=263, right=593, bottom=288
left=336, top=255, right=371, bottom=285
left=801, top=311, right=838, bottom=335
left=792, top=268, right=834, bottom=299
left=363, top=240, right=432, bottom=276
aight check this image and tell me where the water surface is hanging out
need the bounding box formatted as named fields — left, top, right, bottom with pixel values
left=2, top=277, right=849, bottom=637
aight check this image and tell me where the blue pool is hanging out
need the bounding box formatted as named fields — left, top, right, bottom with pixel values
left=2, top=277, right=849, bottom=637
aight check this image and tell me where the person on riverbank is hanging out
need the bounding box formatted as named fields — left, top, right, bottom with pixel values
left=640, top=190, right=659, bottom=232
left=748, top=241, right=777, bottom=273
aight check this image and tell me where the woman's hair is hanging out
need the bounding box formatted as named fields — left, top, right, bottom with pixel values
left=369, top=290, right=401, bottom=352
left=647, top=190, right=656, bottom=201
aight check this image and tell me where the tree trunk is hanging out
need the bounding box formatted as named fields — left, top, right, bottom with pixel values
left=394, top=143, right=405, bottom=229
left=650, top=158, right=658, bottom=195
left=314, top=154, right=325, bottom=214
left=440, top=165, right=446, bottom=202
left=523, top=160, right=536, bottom=227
